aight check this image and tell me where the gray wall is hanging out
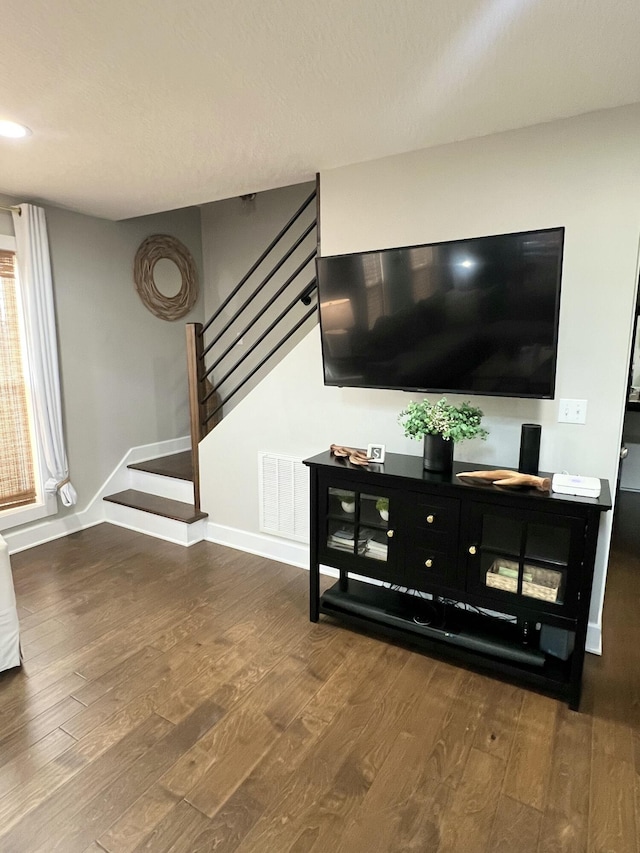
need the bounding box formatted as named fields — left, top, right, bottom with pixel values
left=0, top=199, right=14, bottom=239
left=200, top=182, right=316, bottom=413
left=0, top=195, right=204, bottom=522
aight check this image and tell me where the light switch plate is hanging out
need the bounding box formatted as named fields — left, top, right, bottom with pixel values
left=558, top=399, right=587, bottom=424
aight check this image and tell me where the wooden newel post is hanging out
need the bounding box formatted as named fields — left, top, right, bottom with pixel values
left=186, top=322, right=205, bottom=512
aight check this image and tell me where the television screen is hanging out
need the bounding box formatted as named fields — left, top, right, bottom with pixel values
left=316, top=227, right=564, bottom=399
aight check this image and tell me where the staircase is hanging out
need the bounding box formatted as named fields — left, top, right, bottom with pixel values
left=102, top=182, right=318, bottom=547
left=103, top=451, right=207, bottom=546
left=185, top=179, right=319, bottom=512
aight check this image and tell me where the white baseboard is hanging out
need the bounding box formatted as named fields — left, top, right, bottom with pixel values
left=4, top=435, right=191, bottom=554
left=4, top=514, right=103, bottom=554
left=128, top=436, right=191, bottom=462
left=586, top=622, right=601, bottom=655
left=5, top=455, right=607, bottom=662
left=205, top=521, right=309, bottom=569
left=78, top=435, right=191, bottom=520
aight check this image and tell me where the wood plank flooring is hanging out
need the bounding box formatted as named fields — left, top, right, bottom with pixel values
left=0, top=517, right=638, bottom=852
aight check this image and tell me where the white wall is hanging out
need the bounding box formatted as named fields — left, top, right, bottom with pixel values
left=200, top=323, right=425, bottom=521
left=200, top=103, right=640, bottom=652
left=0, top=195, right=204, bottom=531
left=319, top=108, right=640, bottom=478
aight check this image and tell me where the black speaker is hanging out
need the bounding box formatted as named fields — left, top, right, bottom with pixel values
left=540, top=625, right=575, bottom=661
left=519, top=423, right=541, bottom=475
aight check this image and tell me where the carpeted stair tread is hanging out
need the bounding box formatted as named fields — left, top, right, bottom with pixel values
left=103, top=489, right=206, bottom=523
left=127, top=451, right=193, bottom=481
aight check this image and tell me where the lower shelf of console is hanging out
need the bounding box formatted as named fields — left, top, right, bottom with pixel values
left=320, top=579, right=580, bottom=708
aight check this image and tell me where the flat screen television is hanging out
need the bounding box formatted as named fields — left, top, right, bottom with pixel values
left=316, top=227, right=564, bottom=399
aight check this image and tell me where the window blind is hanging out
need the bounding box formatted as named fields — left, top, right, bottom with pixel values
left=0, top=250, right=36, bottom=510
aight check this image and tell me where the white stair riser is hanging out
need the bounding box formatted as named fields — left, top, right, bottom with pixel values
left=104, top=501, right=205, bottom=546
left=128, top=469, right=194, bottom=503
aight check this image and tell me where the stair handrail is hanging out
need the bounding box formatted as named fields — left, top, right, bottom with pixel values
left=202, top=247, right=317, bottom=381
left=201, top=187, right=317, bottom=337
left=201, top=220, right=316, bottom=361
left=203, top=298, right=318, bottom=422
left=186, top=177, right=320, bottom=511
left=202, top=278, right=317, bottom=410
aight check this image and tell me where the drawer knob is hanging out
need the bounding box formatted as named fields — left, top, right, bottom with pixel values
left=427, top=514, right=435, bottom=524
left=468, top=545, right=477, bottom=555
left=387, top=529, right=394, bottom=538
left=425, top=558, right=433, bottom=568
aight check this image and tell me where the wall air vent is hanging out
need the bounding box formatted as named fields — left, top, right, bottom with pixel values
left=258, top=453, right=309, bottom=542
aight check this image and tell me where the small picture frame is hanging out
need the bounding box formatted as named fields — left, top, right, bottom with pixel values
left=367, top=443, right=386, bottom=464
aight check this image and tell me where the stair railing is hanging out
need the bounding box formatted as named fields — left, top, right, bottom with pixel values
left=186, top=178, right=320, bottom=510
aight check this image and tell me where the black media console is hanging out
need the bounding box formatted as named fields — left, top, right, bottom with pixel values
left=303, top=451, right=611, bottom=710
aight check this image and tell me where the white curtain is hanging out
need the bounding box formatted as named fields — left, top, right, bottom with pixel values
left=12, top=205, right=77, bottom=507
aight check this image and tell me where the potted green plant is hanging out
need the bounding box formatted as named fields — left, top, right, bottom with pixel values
left=375, top=496, right=389, bottom=521
left=332, top=488, right=355, bottom=514
left=398, top=397, right=489, bottom=472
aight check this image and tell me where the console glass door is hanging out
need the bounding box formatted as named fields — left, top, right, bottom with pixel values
left=321, top=481, right=401, bottom=584
left=358, top=492, right=390, bottom=564
left=468, top=503, right=581, bottom=615
left=326, top=487, right=361, bottom=556
left=325, top=487, right=390, bottom=563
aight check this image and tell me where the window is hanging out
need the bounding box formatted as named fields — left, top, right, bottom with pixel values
left=0, top=246, right=36, bottom=509
left=0, top=236, right=55, bottom=529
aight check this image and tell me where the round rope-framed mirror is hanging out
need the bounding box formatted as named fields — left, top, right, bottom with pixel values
left=133, top=234, right=198, bottom=321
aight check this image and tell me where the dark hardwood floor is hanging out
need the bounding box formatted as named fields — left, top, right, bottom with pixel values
left=127, top=452, right=193, bottom=482
left=0, top=516, right=638, bottom=852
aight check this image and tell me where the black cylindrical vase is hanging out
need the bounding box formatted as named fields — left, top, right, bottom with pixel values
left=423, top=434, right=454, bottom=473
left=519, top=423, right=541, bottom=475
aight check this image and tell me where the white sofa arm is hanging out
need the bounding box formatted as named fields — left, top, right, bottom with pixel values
left=0, top=535, right=20, bottom=672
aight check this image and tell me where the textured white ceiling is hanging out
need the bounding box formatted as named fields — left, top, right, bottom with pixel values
left=1, top=0, right=640, bottom=220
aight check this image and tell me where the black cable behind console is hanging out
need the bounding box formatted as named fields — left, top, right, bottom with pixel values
left=321, top=583, right=545, bottom=668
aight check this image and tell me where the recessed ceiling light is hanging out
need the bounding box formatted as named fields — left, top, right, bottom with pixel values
left=0, top=120, right=31, bottom=139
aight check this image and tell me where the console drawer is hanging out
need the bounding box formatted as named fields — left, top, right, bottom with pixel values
left=405, top=543, right=459, bottom=591
left=406, top=493, right=460, bottom=535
